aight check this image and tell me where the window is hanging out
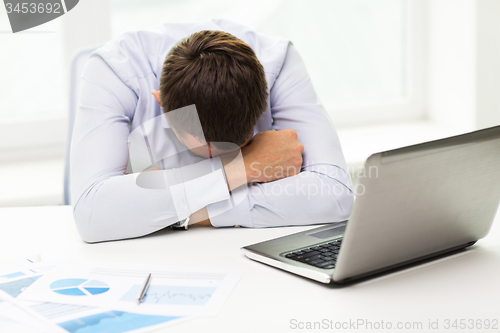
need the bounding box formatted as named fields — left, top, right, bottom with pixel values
left=0, top=12, right=66, bottom=121
left=0, top=10, right=67, bottom=159
left=110, top=0, right=421, bottom=126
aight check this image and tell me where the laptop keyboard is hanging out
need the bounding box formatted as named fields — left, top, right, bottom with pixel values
left=282, top=238, right=343, bottom=270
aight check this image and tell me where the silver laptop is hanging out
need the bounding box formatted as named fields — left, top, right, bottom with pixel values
left=241, top=125, right=500, bottom=284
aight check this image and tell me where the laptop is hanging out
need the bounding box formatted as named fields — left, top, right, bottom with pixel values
left=241, top=125, right=500, bottom=284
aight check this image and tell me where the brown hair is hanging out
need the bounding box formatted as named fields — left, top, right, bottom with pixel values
left=159, top=30, right=268, bottom=147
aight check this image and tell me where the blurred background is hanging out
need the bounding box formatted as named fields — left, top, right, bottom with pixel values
left=0, top=0, right=499, bottom=207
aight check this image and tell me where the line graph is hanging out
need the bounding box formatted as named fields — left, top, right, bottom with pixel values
left=57, top=310, right=180, bottom=333
left=120, top=285, right=216, bottom=306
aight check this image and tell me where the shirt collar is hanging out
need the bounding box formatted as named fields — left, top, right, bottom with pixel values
left=160, top=113, right=171, bottom=128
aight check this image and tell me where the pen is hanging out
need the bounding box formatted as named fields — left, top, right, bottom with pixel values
left=136, top=273, right=152, bottom=304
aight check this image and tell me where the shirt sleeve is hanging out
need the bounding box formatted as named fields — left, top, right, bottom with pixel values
left=71, top=57, right=229, bottom=243
left=208, top=44, right=354, bottom=228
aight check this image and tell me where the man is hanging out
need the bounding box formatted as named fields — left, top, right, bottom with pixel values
left=71, top=19, right=353, bottom=243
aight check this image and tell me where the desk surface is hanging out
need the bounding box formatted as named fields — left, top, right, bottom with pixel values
left=1, top=205, right=500, bottom=333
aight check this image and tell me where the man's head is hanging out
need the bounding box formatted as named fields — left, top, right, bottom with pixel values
left=154, top=30, right=268, bottom=157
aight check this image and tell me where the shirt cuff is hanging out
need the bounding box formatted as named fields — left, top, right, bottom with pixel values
left=168, top=156, right=230, bottom=220
left=207, top=185, right=253, bottom=228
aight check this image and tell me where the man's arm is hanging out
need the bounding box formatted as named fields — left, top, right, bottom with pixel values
left=71, top=56, right=307, bottom=240
left=72, top=57, right=232, bottom=241
left=187, top=128, right=304, bottom=225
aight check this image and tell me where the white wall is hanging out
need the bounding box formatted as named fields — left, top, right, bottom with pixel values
left=61, top=0, right=111, bottom=63
left=476, top=0, right=500, bottom=128
left=427, top=0, right=500, bottom=131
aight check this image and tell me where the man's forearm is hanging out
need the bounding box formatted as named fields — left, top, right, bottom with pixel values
left=220, top=129, right=304, bottom=191
left=185, top=129, right=306, bottom=227
left=187, top=152, right=246, bottom=226
left=220, top=151, right=248, bottom=191
left=232, top=170, right=353, bottom=228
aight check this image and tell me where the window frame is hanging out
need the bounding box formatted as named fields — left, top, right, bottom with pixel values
left=0, top=0, right=110, bottom=163
left=326, top=0, right=427, bottom=127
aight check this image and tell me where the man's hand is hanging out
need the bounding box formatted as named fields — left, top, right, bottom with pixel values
left=188, top=207, right=211, bottom=227
left=241, top=129, right=304, bottom=183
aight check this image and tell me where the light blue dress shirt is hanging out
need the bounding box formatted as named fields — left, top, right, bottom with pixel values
left=71, top=19, right=353, bottom=242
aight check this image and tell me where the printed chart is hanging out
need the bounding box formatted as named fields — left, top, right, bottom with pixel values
left=50, top=279, right=109, bottom=296
left=0, top=276, right=41, bottom=298
left=57, top=310, right=180, bottom=333
left=18, top=262, right=244, bottom=316
left=120, top=285, right=216, bottom=306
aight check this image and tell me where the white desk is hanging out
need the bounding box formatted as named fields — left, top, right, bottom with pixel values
left=1, top=205, right=499, bottom=332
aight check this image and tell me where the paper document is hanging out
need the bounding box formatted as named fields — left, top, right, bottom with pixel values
left=0, top=290, right=60, bottom=333
left=1, top=260, right=193, bottom=333
left=25, top=301, right=190, bottom=333
left=0, top=300, right=47, bottom=333
left=19, top=261, right=244, bottom=316
left=0, top=261, right=55, bottom=298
